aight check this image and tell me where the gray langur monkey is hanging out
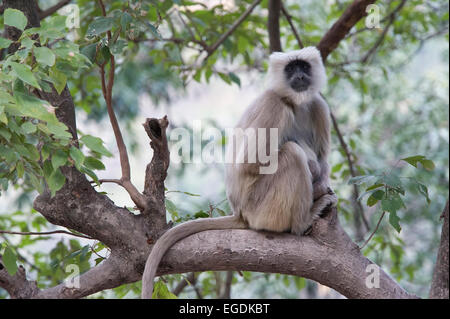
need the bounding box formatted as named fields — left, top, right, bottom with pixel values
left=141, top=46, right=337, bottom=299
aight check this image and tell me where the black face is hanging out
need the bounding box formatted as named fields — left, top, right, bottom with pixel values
left=284, top=59, right=312, bottom=92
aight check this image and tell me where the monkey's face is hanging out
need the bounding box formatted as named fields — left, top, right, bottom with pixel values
left=283, top=59, right=312, bottom=92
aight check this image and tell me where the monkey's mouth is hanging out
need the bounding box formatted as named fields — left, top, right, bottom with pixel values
left=290, top=82, right=310, bottom=92
left=289, top=77, right=311, bottom=92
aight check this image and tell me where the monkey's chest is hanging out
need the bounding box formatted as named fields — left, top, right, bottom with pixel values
left=284, top=112, right=316, bottom=151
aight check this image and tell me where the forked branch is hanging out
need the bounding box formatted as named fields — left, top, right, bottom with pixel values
left=97, top=0, right=147, bottom=210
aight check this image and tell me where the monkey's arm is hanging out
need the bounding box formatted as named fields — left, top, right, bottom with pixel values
left=310, top=95, right=333, bottom=199
left=236, top=93, right=293, bottom=176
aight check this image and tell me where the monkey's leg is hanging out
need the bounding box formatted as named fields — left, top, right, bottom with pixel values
left=275, top=141, right=315, bottom=235
left=243, top=141, right=313, bottom=235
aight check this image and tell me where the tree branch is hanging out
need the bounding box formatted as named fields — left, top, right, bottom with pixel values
left=97, top=0, right=147, bottom=211
left=360, top=211, right=385, bottom=249
left=0, top=259, right=39, bottom=299
left=142, top=117, right=171, bottom=233
left=203, top=0, right=262, bottom=62
left=38, top=0, right=71, bottom=20
left=429, top=200, right=449, bottom=299
left=318, top=0, right=377, bottom=61
left=268, top=0, right=282, bottom=53
left=281, top=3, right=304, bottom=49
left=156, top=208, right=417, bottom=299
left=327, top=98, right=370, bottom=233
left=360, top=0, right=407, bottom=64
left=0, top=229, right=93, bottom=240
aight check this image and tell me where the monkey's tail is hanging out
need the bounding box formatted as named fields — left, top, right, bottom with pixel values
left=141, top=215, right=245, bottom=299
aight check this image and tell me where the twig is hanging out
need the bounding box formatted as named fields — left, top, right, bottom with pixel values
left=0, top=229, right=93, bottom=240
left=172, top=272, right=196, bottom=296
left=325, top=97, right=370, bottom=231
left=220, top=271, right=233, bottom=298
left=97, top=0, right=147, bottom=210
left=360, top=211, right=386, bottom=249
left=203, top=0, right=262, bottom=63
left=281, top=3, right=304, bottom=49
left=39, top=0, right=71, bottom=20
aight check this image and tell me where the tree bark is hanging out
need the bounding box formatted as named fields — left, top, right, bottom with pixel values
left=429, top=200, right=449, bottom=299
left=318, top=0, right=377, bottom=60
left=268, top=0, right=282, bottom=52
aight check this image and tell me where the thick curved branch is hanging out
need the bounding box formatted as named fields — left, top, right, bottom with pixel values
left=35, top=254, right=134, bottom=299
left=429, top=200, right=449, bottom=299
left=318, top=0, right=377, bottom=61
left=1, top=254, right=138, bottom=299
left=156, top=209, right=417, bottom=299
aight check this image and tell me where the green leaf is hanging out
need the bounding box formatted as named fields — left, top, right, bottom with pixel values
left=80, top=43, right=98, bottom=63
left=34, top=46, right=56, bottom=66
left=47, top=167, right=66, bottom=196
left=49, top=68, right=67, bottom=95
left=86, top=17, right=115, bottom=38
left=80, top=135, right=112, bottom=157
left=228, top=72, right=241, bottom=87
left=348, top=175, right=373, bottom=185
left=218, top=72, right=231, bottom=84
left=417, top=182, right=431, bottom=204
left=51, top=149, right=68, bottom=170
left=10, top=62, right=41, bottom=89
left=401, top=155, right=435, bottom=171
left=16, top=161, right=24, bottom=178
left=367, top=193, right=380, bottom=207
left=401, top=155, right=426, bottom=168
left=4, top=8, right=28, bottom=31
left=109, top=39, right=128, bottom=55
left=120, top=12, right=133, bottom=30
left=0, top=37, right=12, bottom=49
left=69, top=146, right=85, bottom=169
left=21, top=121, right=36, bottom=134
left=84, top=156, right=106, bottom=170
left=215, top=208, right=227, bottom=216
left=3, top=246, right=18, bottom=275
left=382, top=174, right=402, bottom=188
left=381, top=195, right=404, bottom=233
left=152, top=280, right=177, bottom=299
left=388, top=211, right=402, bottom=233
left=80, top=167, right=99, bottom=185
left=421, top=159, right=435, bottom=171
left=194, top=210, right=209, bottom=218
left=43, top=159, right=53, bottom=180
left=366, top=183, right=384, bottom=191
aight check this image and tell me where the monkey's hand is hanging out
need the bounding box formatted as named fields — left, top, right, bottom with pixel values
left=312, top=181, right=333, bottom=201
